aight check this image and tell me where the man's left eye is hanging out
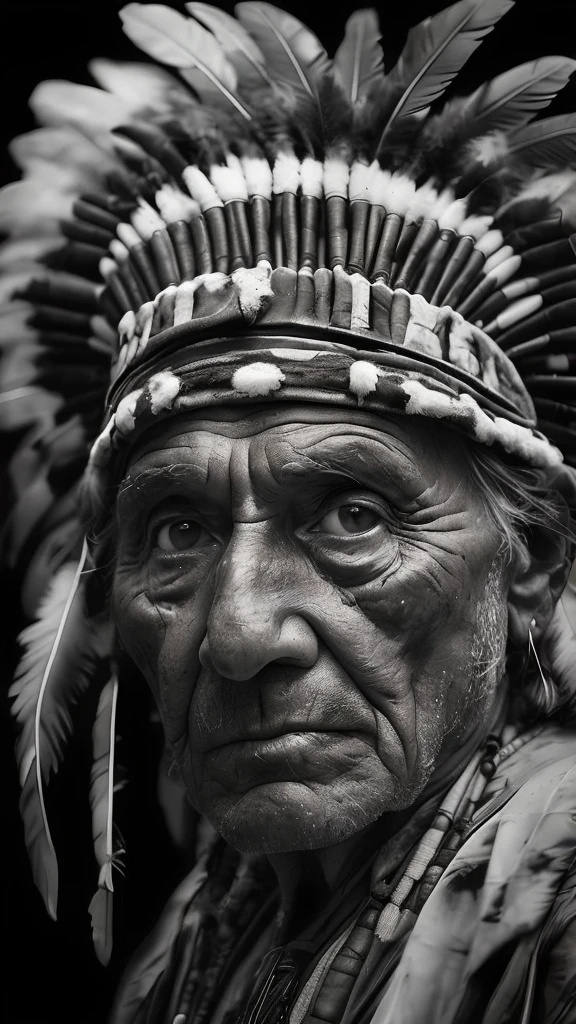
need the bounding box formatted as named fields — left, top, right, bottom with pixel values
left=312, top=504, right=382, bottom=537
left=155, top=519, right=212, bottom=552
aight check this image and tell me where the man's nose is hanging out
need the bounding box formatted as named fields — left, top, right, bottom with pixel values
left=198, top=523, right=318, bottom=680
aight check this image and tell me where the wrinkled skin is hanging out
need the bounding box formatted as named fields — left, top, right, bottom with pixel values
left=113, top=405, right=510, bottom=855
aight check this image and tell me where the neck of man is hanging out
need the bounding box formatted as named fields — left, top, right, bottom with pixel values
left=268, top=689, right=507, bottom=938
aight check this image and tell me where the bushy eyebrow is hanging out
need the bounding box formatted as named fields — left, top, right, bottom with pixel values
left=115, top=430, right=433, bottom=529
left=116, top=462, right=209, bottom=515
left=268, top=434, right=426, bottom=503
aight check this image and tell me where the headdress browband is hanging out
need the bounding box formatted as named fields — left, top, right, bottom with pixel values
left=2, top=0, right=576, bottom=964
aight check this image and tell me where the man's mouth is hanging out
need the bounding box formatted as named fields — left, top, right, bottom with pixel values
left=200, top=728, right=373, bottom=791
left=205, top=726, right=367, bottom=755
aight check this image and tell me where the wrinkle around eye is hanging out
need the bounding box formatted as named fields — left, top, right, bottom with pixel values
left=301, top=529, right=403, bottom=588
left=115, top=543, right=219, bottom=604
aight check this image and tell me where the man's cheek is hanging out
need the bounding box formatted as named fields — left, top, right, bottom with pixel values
left=156, top=632, right=201, bottom=749
left=113, top=583, right=167, bottom=682
left=354, top=564, right=451, bottom=634
left=113, top=582, right=203, bottom=747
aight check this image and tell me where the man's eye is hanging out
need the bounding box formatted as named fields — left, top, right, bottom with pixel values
left=155, top=519, right=210, bottom=552
left=313, top=504, right=382, bottom=537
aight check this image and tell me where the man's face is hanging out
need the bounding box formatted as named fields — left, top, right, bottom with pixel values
left=113, top=405, right=507, bottom=853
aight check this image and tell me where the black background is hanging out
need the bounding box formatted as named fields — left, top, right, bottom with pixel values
left=2, top=2, right=576, bottom=1022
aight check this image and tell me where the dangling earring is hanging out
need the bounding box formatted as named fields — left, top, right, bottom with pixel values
left=528, top=618, right=555, bottom=713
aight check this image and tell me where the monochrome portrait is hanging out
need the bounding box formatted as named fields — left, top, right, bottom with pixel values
left=2, top=2, right=576, bottom=1022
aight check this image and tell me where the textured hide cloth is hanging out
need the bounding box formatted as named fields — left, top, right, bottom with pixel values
left=110, top=724, right=576, bottom=1024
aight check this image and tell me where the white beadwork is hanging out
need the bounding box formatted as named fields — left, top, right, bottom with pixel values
left=147, top=371, right=180, bottom=414
left=232, top=362, right=285, bottom=397
left=349, top=361, right=380, bottom=403
left=115, top=389, right=143, bottom=435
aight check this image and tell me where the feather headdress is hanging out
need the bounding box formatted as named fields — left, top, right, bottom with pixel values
left=2, top=0, right=576, bottom=960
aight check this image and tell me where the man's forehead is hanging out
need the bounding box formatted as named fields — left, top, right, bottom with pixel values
left=125, top=404, right=462, bottom=467
left=120, top=406, right=471, bottom=510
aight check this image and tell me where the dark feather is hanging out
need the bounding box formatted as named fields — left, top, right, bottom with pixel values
left=289, top=73, right=354, bottom=159
left=461, top=114, right=576, bottom=202
left=235, top=2, right=332, bottom=105
left=362, top=113, right=424, bottom=172
left=186, top=3, right=272, bottom=91
left=507, top=114, right=576, bottom=169
left=333, top=9, right=384, bottom=105
left=89, top=888, right=114, bottom=967
left=413, top=56, right=576, bottom=185
left=372, top=0, right=514, bottom=156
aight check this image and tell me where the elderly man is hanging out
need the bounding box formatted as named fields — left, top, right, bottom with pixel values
left=2, top=3, right=576, bottom=1023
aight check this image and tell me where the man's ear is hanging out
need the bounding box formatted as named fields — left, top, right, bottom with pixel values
left=507, top=525, right=574, bottom=647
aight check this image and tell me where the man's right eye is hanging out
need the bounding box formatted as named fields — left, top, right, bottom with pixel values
left=155, top=519, right=212, bottom=552
left=311, top=504, right=383, bottom=537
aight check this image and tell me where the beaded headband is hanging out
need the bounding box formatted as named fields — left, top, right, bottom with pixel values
left=2, top=0, right=576, bottom=964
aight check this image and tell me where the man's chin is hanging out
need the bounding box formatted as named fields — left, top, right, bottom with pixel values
left=201, top=779, right=394, bottom=854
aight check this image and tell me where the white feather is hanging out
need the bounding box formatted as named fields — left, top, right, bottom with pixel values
left=89, top=58, right=184, bottom=110
left=182, top=166, right=223, bottom=211
left=241, top=156, right=273, bottom=199
left=210, top=161, right=248, bottom=202
left=323, top=157, right=349, bottom=199
left=9, top=543, right=95, bottom=920
left=155, top=184, right=200, bottom=223
left=273, top=152, right=301, bottom=195
left=131, top=200, right=166, bottom=239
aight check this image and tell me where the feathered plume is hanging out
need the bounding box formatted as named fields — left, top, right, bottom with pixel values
left=89, top=674, right=121, bottom=967
left=366, top=0, right=514, bottom=161
left=30, top=81, right=141, bottom=154
left=461, top=113, right=576, bottom=200
left=9, top=540, right=110, bottom=919
left=10, top=127, right=114, bottom=192
left=119, top=4, right=251, bottom=122
left=235, top=2, right=332, bottom=106
left=89, top=59, right=189, bottom=112
left=506, top=114, right=576, bottom=168
left=413, top=56, right=576, bottom=185
left=0, top=181, right=74, bottom=235
left=234, top=2, right=353, bottom=158
left=186, top=2, right=272, bottom=90
left=333, top=8, right=384, bottom=106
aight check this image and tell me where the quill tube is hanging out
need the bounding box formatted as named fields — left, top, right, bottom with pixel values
left=371, top=214, right=402, bottom=284
left=326, top=196, right=348, bottom=269
left=168, top=221, right=196, bottom=280
left=394, top=219, right=439, bottom=291
left=204, top=207, right=228, bottom=272
left=415, top=229, right=458, bottom=300
left=300, top=195, right=320, bottom=271
left=251, top=196, right=272, bottom=265
left=348, top=201, right=370, bottom=274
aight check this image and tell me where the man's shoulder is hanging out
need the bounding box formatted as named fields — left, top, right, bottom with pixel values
left=479, top=721, right=576, bottom=818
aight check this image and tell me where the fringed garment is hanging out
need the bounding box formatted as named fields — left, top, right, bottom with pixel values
left=110, top=723, right=576, bottom=1024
